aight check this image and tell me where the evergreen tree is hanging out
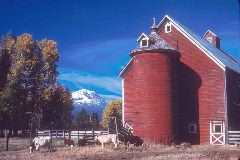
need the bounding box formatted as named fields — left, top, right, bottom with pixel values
left=90, top=112, right=99, bottom=130
left=62, top=87, right=73, bottom=130
left=41, top=84, right=73, bottom=130
left=74, top=108, right=89, bottom=130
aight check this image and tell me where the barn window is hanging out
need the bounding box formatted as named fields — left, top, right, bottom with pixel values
left=213, top=124, right=222, bottom=133
left=165, top=22, right=172, bottom=33
left=140, top=38, right=149, bottom=48
left=188, top=123, right=197, bottom=134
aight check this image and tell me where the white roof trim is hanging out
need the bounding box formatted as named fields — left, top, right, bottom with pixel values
left=137, top=33, right=149, bottom=42
left=203, top=30, right=218, bottom=38
left=158, top=14, right=169, bottom=26
left=118, top=58, right=133, bottom=77
left=159, top=15, right=225, bottom=71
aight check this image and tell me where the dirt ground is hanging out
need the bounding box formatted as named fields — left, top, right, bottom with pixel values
left=1, top=137, right=240, bottom=160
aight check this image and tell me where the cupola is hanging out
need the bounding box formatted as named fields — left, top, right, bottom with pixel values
left=203, top=30, right=220, bottom=49
left=150, top=18, right=158, bottom=33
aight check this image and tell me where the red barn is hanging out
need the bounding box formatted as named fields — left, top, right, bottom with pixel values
left=119, top=15, right=240, bottom=145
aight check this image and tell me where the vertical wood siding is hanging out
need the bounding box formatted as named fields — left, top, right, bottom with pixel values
left=124, top=52, right=179, bottom=144
left=159, top=21, right=225, bottom=144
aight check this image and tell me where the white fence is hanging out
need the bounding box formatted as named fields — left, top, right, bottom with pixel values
left=37, top=130, right=109, bottom=139
left=228, top=131, right=240, bottom=145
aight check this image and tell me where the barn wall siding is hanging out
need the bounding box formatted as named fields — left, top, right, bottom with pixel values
left=124, top=52, right=179, bottom=144
left=159, top=21, right=225, bottom=144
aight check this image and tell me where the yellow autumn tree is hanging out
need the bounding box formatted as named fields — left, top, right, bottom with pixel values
left=102, top=99, right=122, bottom=128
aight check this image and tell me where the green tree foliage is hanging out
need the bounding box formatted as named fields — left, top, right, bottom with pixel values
left=89, top=112, right=99, bottom=130
left=73, top=108, right=90, bottom=130
left=102, top=100, right=122, bottom=129
left=0, top=33, right=72, bottom=132
left=41, top=84, right=73, bottom=130
left=0, top=34, right=15, bottom=91
left=61, top=87, right=73, bottom=130
left=73, top=110, right=99, bottom=130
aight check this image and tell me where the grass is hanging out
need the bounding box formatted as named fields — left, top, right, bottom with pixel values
left=1, top=138, right=240, bottom=160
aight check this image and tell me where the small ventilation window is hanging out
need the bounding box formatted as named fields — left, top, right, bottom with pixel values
left=189, top=123, right=197, bottom=134
left=213, top=124, right=222, bottom=133
left=165, top=22, right=172, bottom=33
left=140, top=38, right=149, bottom=47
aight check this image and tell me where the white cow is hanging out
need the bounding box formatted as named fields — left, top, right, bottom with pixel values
left=95, top=134, right=118, bottom=148
left=29, top=136, right=51, bottom=153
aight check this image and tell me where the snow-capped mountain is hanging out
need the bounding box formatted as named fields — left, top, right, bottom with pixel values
left=72, top=89, right=119, bottom=119
left=72, top=89, right=106, bottom=105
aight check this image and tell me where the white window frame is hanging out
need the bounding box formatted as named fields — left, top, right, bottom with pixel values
left=188, top=123, right=197, bottom=134
left=140, top=38, right=149, bottom=48
left=213, top=123, right=223, bottom=133
left=165, top=22, right=172, bottom=33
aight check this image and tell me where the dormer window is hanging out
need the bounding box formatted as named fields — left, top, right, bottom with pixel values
left=137, top=33, right=149, bottom=48
left=165, top=22, right=172, bottom=33
left=141, top=38, right=149, bottom=47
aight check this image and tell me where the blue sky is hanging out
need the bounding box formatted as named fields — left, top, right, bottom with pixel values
left=0, top=0, right=239, bottom=97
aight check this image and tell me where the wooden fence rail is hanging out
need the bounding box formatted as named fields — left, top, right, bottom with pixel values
left=37, top=130, right=109, bottom=139
left=228, top=131, right=240, bottom=145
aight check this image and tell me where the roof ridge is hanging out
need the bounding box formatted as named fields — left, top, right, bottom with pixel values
left=220, top=49, right=240, bottom=65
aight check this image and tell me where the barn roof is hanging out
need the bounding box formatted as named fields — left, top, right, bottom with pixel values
left=119, top=32, right=176, bottom=77
left=118, top=15, right=240, bottom=77
left=159, top=15, right=240, bottom=73
left=130, top=31, right=175, bottom=56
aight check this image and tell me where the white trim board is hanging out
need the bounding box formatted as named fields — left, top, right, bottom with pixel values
left=118, top=58, right=133, bottom=77
left=122, top=79, right=125, bottom=124
left=203, top=30, right=218, bottom=38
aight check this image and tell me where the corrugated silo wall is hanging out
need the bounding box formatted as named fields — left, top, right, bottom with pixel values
left=123, top=51, right=179, bottom=144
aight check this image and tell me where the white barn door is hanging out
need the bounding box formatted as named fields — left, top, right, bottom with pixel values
left=210, top=120, right=225, bottom=145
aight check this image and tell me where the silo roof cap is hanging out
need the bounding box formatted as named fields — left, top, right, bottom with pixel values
left=130, top=32, right=176, bottom=56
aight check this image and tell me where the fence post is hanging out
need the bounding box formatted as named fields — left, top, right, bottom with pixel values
left=114, top=117, right=119, bottom=145
left=92, top=129, right=94, bottom=140
left=77, top=130, right=79, bottom=140
left=5, top=129, right=9, bottom=151
left=69, top=130, right=71, bottom=139
left=63, top=130, right=65, bottom=139
left=50, top=130, right=52, bottom=152
left=107, top=120, right=109, bottom=134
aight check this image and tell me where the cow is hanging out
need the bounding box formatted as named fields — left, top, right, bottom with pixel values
left=29, top=136, right=51, bottom=153
left=118, top=130, right=144, bottom=147
left=78, top=139, right=87, bottom=146
left=95, top=134, right=118, bottom=148
left=64, top=138, right=74, bottom=148
left=127, top=135, right=144, bottom=147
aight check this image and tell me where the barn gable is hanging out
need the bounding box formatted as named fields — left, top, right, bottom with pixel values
left=157, top=15, right=240, bottom=73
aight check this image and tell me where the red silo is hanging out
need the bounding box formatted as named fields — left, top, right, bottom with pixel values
left=129, top=50, right=179, bottom=144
